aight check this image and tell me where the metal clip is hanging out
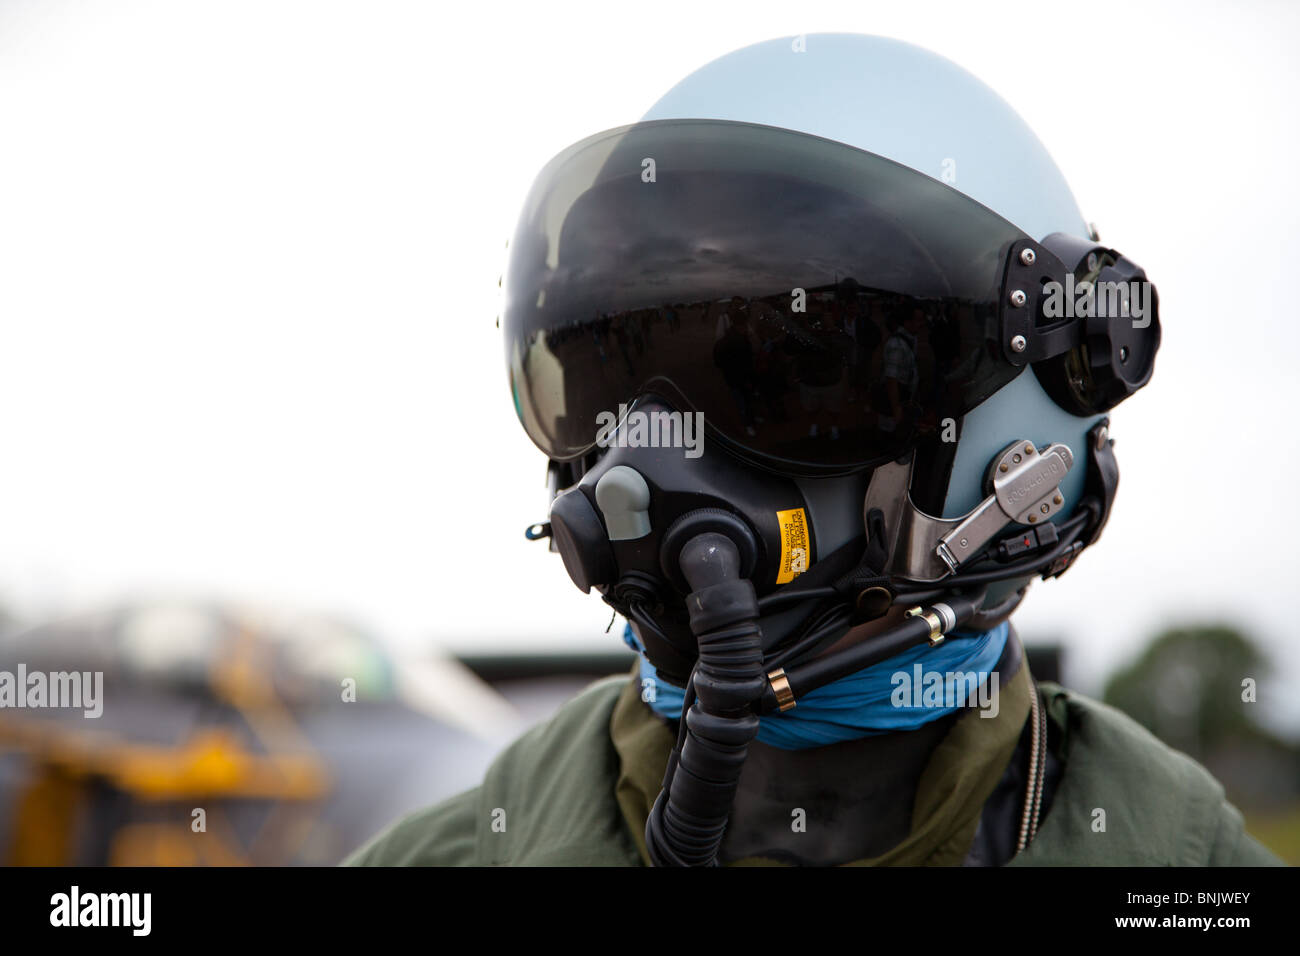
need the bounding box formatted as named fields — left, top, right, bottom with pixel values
left=768, top=667, right=796, bottom=712
left=936, top=441, right=1074, bottom=573
left=905, top=606, right=946, bottom=646
left=863, top=439, right=1075, bottom=583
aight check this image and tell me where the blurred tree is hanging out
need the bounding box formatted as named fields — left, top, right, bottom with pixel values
left=1103, top=624, right=1299, bottom=814
left=1104, top=625, right=1267, bottom=758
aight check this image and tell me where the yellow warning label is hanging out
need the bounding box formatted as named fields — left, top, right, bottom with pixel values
left=776, top=507, right=811, bottom=584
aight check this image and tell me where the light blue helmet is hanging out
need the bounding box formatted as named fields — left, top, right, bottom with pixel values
left=504, top=36, right=1162, bottom=866
left=505, top=33, right=1160, bottom=635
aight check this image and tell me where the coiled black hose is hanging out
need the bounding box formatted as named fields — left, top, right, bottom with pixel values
left=645, top=532, right=765, bottom=867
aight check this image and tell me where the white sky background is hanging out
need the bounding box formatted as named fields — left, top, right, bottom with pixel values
left=1, top=0, right=1297, bottom=725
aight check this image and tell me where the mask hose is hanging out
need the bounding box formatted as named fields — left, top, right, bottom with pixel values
left=645, top=532, right=765, bottom=867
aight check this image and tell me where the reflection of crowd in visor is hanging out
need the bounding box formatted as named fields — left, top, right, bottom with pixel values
left=530, top=277, right=984, bottom=463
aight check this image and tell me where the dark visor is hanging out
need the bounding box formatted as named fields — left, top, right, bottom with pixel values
left=503, top=119, right=1030, bottom=474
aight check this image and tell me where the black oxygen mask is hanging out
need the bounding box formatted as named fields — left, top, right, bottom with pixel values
left=545, top=395, right=862, bottom=686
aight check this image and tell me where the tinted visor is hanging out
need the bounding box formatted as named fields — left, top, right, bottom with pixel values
left=504, top=119, right=1029, bottom=473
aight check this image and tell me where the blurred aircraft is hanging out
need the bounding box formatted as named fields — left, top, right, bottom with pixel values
left=0, top=600, right=524, bottom=865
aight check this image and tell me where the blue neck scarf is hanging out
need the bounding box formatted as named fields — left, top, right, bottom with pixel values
left=623, top=619, right=1009, bottom=751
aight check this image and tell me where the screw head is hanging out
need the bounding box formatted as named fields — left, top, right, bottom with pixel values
left=1040, top=503, right=1050, bottom=514
left=1020, top=247, right=1036, bottom=266
left=1009, top=289, right=1027, bottom=307
left=1010, top=334, right=1027, bottom=353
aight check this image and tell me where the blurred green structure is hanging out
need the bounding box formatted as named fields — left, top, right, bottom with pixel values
left=1103, top=625, right=1300, bottom=863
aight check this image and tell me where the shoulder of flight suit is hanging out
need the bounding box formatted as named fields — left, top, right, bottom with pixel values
left=1010, top=682, right=1284, bottom=866
left=342, top=786, right=480, bottom=866
left=344, top=674, right=637, bottom=866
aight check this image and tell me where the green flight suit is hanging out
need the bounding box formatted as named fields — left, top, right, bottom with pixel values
left=345, top=671, right=1282, bottom=866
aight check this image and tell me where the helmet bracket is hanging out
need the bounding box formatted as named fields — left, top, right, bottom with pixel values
left=863, top=439, right=1075, bottom=583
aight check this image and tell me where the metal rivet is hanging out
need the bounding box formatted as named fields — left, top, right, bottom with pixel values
left=1020, top=248, right=1036, bottom=266
left=1040, top=503, right=1050, bottom=514
left=1054, top=495, right=1063, bottom=505
left=1012, top=453, right=1022, bottom=463
left=1028, top=514, right=1037, bottom=523
left=999, top=463, right=1009, bottom=473
left=1024, top=443, right=1034, bottom=454
left=856, top=586, right=893, bottom=619
left=1010, top=334, right=1027, bottom=353
left=1009, top=289, right=1027, bottom=308
left=959, top=537, right=969, bottom=548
